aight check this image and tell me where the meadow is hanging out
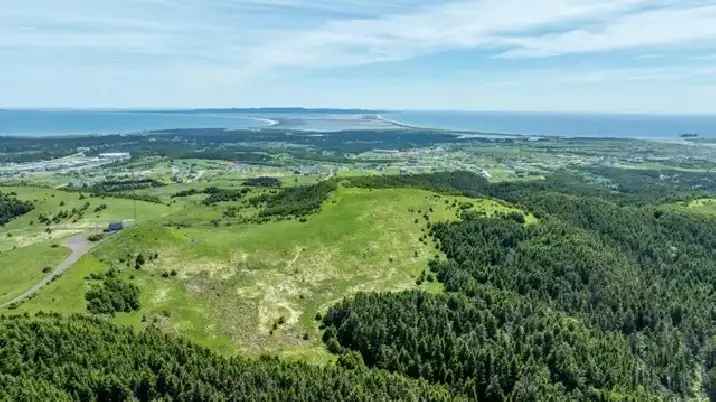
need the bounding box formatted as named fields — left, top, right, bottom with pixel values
left=0, top=240, right=69, bottom=305
left=685, top=198, right=716, bottom=216
left=0, top=186, right=172, bottom=250
left=0, top=186, right=172, bottom=307
left=11, top=184, right=524, bottom=362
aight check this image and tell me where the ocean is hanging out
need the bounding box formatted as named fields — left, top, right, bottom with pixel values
left=382, top=110, right=716, bottom=139
left=0, top=110, right=269, bottom=137
left=1, top=109, right=715, bottom=139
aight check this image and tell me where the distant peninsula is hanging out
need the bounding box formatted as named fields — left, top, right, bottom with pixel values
left=129, top=107, right=388, bottom=115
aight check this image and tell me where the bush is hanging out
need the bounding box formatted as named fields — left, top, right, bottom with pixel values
left=87, top=233, right=104, bottom=242
left=85, top=277, right=140, bottom=314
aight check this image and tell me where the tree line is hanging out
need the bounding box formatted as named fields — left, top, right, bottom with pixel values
left=0, top=313, right=458, bottom=401
left=250, top=181, right=337, bottom=220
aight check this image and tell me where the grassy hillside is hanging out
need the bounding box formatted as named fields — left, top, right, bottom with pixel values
left=13, top=186, right=524, bottom=362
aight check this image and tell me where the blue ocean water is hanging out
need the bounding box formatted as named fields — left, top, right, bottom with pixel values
left=1, top=109, right=715, bottom=139
left=383, top=111, right=716, bottom=139
left=0, top=110, right=267, bottom=137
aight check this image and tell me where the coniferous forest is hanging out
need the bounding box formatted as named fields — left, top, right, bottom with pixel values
left=322, top=172, right=716, bottom=400
left=0, top=313, right=457, bottom=401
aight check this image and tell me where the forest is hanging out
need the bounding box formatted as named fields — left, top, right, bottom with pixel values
left=0, top=314, right=457, bottom=401
left=322, top=172, right=716, bottom=400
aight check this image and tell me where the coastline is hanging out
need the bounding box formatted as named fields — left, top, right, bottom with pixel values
left=375, top=114, right=428, bottom=130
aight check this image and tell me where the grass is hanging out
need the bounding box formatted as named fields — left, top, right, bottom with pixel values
left=7, top=185, right=527, bottom=364
left=664, top=198, right=716, bottom=218
left=0, top=241, right=70, bottom=305
left=0, top=186, right=173, bottom=251
left=16, top=255, right=104, bottom=314
left=684, top=198, right=716, bottom=216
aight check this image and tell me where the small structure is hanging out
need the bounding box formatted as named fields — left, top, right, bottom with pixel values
left=106, top=222, right=124, bottom=232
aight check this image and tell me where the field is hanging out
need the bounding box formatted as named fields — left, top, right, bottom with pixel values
left=0, top=186, right=173, bottom=307
left=663, top=198, right=716, bottom=218
left=684, top=198, right=716, bottom=216
left=0, top=186, right=172, bottom=251
left=12, top=185, right=525, bottom=362
left=0, top=241, right=70, bottom=305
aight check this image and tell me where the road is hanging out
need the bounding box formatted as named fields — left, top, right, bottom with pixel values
left=0, top=234, right=92, bottom=308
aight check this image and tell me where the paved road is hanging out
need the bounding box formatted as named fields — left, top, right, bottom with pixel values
left=0, top=234, right=92, bottom=308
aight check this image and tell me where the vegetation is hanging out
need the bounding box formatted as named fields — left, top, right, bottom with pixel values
left=89, top=191, right=164, bottom=204
left=15, top=187, right=487, bottom=361
left=85, top=276, right=140, bottom=315
left=3, top=127, right=716, bottom=400
left=90, top=179, right=165, bottom=193
left=321, top=172, right=716, bottom=400
left=346, top=171, right=490, bottom=197
left=177, top=151, right=272, bottom=163
left=0, top=314, right=457, bottom=401
left=244, top=176, right=281, bottom=188
left=0, top=191, right=33, bottom=225
left=170, top=187, right=249, bottom=205
left=202, top=188, right=249, bottom=206
left=0, top=242, right=70, bottom=305
left=324, top=290, right=661, bottom=400
left=254, top=181, right=337, bottom=219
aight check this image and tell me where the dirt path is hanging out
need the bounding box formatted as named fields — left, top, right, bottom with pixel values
left=0, top=234, right=92, bottom=308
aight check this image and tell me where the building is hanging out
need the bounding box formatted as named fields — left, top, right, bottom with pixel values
left=106, top=222, right=124, bottom=232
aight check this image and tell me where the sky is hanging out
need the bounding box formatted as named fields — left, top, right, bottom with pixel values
left=1, top=0, right=716, bottom=113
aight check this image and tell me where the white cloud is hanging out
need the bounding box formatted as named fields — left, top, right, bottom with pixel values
left=4, top=0, right=715, bottom=69
left=498, top=4, right=716, bottom=58
left=2, top=0, right=715, bottom=110
left=247, top=0, right=653, bottom=69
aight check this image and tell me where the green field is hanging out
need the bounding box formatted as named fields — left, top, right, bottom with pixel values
left=15, top=255, right=104, bottom=314
left=664, top=198, right=716, bottom=218
left=684, top=198, right=716, bottom=216
left=0, top=186, right=173, bottom=251
left=0, top=241, right=70, bottom=305
left=12, top=185, right=525, bottom=362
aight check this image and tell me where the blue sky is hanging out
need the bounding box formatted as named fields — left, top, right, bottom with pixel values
left=2, top=0, right=716, bottom=113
